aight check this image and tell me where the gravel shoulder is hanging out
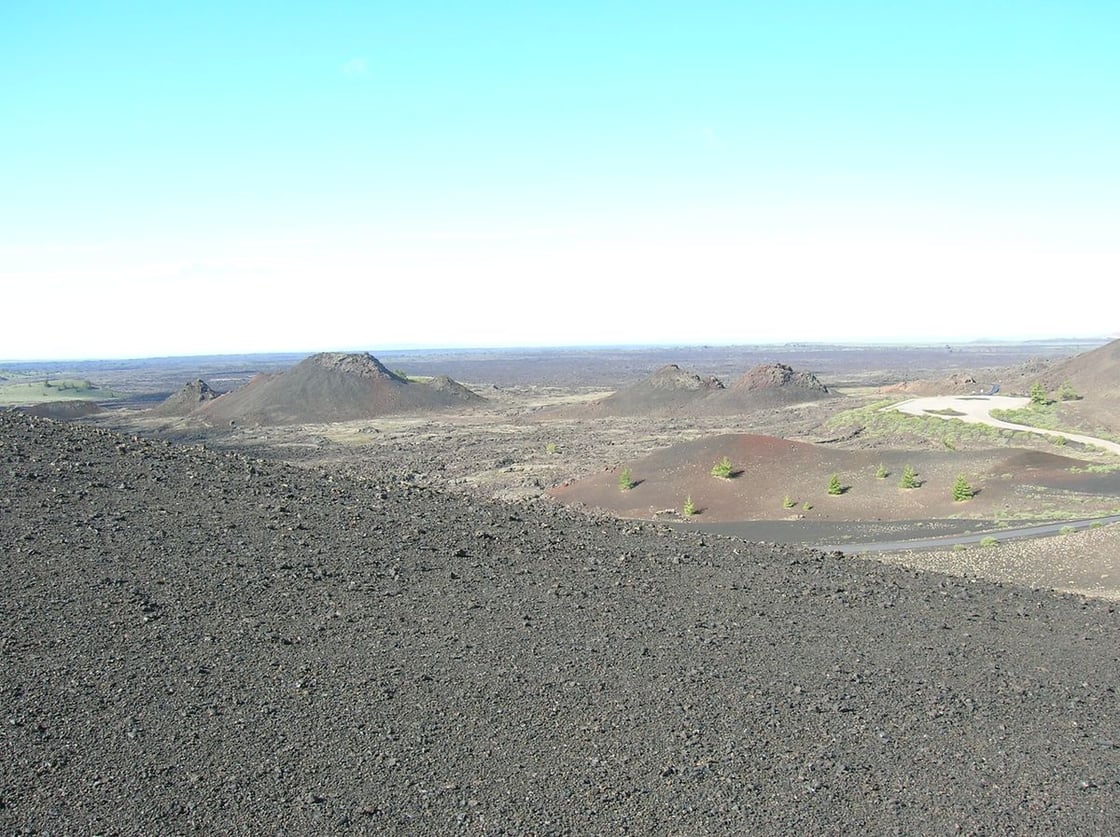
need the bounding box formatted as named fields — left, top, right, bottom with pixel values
left=872, top=522, right=1120, bottom=601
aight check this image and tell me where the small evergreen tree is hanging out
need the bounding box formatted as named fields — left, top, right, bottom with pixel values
left=952, top=474, right=974, bottom=501
left=711, top=456, right=734, bottom=479
left=875, top=463, right=889, bottom=479
left=618, top=466, right=633, bottom=491
left=682, top=495, right=696, bottom=516
left=827, top=473, right=843, bottom=495
left=1029, top=381, right=1049, bottom=405
left=899, top=464, right=920, bottom=489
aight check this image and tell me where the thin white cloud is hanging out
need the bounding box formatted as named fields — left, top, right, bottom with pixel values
left=341, top=57, right=369, bottom=77
left=699, top=126, right=727, bottom=150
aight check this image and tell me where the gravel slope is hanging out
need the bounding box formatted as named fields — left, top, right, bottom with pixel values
left=2, top=411, right=1118, bottom=835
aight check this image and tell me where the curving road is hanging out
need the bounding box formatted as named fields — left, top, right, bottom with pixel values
left=812, top=394, right=1120, bottom=553
left=888, top=394, right=1120, bottom=456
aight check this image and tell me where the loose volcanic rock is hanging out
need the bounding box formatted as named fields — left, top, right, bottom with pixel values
left=1, top=411, right=1118, bottom=834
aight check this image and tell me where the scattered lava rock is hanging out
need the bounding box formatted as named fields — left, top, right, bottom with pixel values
left=2, top=410, right=1118, bottom=834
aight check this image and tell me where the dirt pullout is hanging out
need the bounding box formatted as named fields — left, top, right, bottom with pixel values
left=196, top=351, right=484, bottom=426
left=874, top=522, right=1120, bottom=601
left=550, top=432, right=1120, bottom=523
left=3, top=411, right=1120, bottom=834
left=877, top=372, right=992, bottom=397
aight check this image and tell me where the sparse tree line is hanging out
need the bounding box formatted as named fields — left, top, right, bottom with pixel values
left=1031, top=380, right=1080, bottom=406
left=616, top=457, right=977, bottom=519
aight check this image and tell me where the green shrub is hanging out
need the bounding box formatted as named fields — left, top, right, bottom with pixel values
left=545, top=441, right=558, bottom=455
left=682, top=495, right=696, bottom=516
left=952, top=474, right=974, bottom=501
left=1056, top=381, right=1080, bottom=401
left=711, top=456, right=733, bottom=479
left=827, top=473, right=843, bottom=495
left=875, top=463, right=889, bottom=479
left=1029, top=381, right=1049, bottom=405
left=899, top=464, right=920, bottom=489
left=782, top=495, right=796, bottom=509
left=979, top=536, right=999, bottom=548
left=618, top=466, right=633, bottom=491
left=802, top=502, right=813, bottom=512
left=1060, top=525, right=1075, bottom=535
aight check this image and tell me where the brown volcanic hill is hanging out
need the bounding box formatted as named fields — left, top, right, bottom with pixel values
left=723, top=362, right=834, bottom=408
left=426, top=374, right=485, bottom=403
left=196, top=352, right=484, bottom=426
left=1041, top=337, right=1120, bottom=396
left=589, top=362, right=835, bottom=417
left=150, top=378, right=222, bottom=417
left=591, top=364, right=725, bottom=416
left=731, top=362, right=829, bottom=394
left=550, top=433, right=1120, bottom=523
left=996, top=338, right=1120, bottom=433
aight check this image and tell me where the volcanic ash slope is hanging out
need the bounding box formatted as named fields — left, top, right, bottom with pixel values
left=196, top=351, right=484, bottom=426
left=1, top=411, right=1118, bottom=834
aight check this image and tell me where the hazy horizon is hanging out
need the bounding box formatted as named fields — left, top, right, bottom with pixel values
left=3, top=3, right=1117, bottom=360
left=1, top=333, right=1112, bottom=368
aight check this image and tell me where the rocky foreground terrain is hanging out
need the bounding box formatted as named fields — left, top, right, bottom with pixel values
left=3, top=410, right=1119, bottom=834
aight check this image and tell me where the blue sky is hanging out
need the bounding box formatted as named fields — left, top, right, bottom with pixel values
left=2, top=2, right=1117, bottom=359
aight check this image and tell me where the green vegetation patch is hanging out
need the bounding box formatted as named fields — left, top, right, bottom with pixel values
left=0, top=377, right=121, bottom=405
left=618, top=466, right=634, bottom=492
left=952, top=474, right=974, bottom=501
left=826, top=400, right=1005, bottom=448
left=991, top=402, right=1120, bottom=445
left=1069, top=463, right=1120, bottom=474
left=710, top=456, right=734, bottom=479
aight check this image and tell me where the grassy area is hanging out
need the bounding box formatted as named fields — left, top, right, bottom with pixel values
left=991, top=403, right=1120, bottom=444
left=1070, top=463, right=1120, bottom=474
left=392, top=370, right=434, bottom=383
left=825, top=400, right=1008, bottom=448
left=829, top=398, right=1120, bottom=455
left=0, top=377, right=121, bottom=405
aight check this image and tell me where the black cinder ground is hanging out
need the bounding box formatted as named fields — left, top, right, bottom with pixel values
left=1, top=412, right=1117, bottom=835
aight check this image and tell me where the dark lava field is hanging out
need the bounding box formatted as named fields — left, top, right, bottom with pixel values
left=2, top=410, right=1119, bottom=835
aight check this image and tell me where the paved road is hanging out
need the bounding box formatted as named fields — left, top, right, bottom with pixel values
left=822, top=514, right=1120, bottom=554
left=889, top=394, right=1120, bottom=455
